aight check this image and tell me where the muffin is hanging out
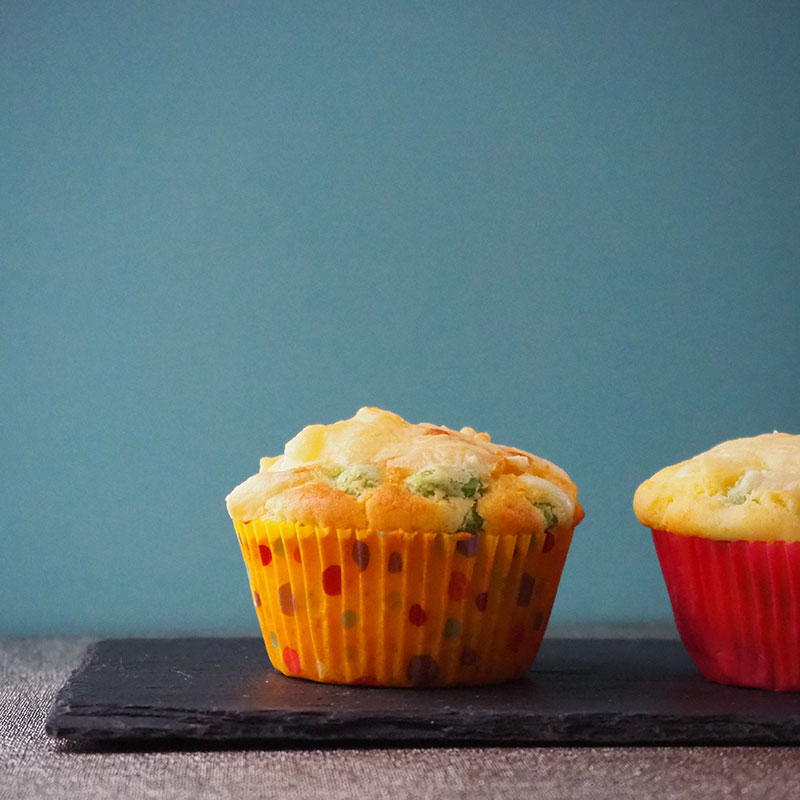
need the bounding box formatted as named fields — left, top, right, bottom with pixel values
left=634, top=432, right=800, bottom=691
left=226, top=407, right=583, bottom=686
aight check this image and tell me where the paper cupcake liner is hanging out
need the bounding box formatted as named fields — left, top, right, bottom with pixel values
left=652, top=529, right=800, bottom=692
left=233, top=519, right=574, bottom=687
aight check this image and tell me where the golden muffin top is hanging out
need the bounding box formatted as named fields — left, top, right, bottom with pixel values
left=633, top=432, right=800, bottom=541
left=226, top=407, right=583, bottom=536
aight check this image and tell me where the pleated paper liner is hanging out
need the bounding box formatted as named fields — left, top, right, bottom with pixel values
left=652, top=529, right=800, bottom=692
left=234, top=519, right=574, bottom=687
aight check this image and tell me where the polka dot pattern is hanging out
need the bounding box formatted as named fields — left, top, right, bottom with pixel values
left=407, top=654, right=439, bottom=687
left=352, top=540, right=370, bottom=571
left=456, top=534, right=478, bottom=557
left=387, top=552, right=403, bottom=573
left=322, top=564, right=342, bottom=596
left=448, top=572, right=470, bottom=601
left=278, top=583, right=295, bottom=616
left=342, top=610, right=357, bottom=629
left=443, top=618, right=462, bottom=639
left=283, top=646, right=301, bottom=674
left=517, top=573, right=535, bottom=606
left=408, top=604, right=427, bottom=626
left=237, top=519, right=570, bottom=686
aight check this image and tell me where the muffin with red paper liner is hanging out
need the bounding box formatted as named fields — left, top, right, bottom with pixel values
left=634, top=432, right=800, bottom=691
left=226, top=407, right=583, bottom=687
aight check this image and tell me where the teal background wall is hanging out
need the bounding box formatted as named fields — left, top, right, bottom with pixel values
left=2, top=1, right=798, bottom=635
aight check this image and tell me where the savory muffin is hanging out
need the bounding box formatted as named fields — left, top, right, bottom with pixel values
left=227, top=406, right=582, bottom=536
left=227, top=407, right=583, bottom=687
left=634, top=432, right=800, bottom=691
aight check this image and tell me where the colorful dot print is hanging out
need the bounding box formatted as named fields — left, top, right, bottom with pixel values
left=448, top=572, right=470, bottom=601
left=408, top=604, right=427, bottom=626
left=322, top=564, right=342, bottom=596
left=236, top=518, right=573, bottom=687
left=456, top=534, right=479, bottom=557
left=342, top=610, right=357, bottom=629
left=352, top=540, right=370, bottom=571
left=283, top=646, right=301, bottom=674
left=407, top=654, right=439, bottom=687
left=278, top=583, right=295, bottom=616
left=258, top=545, right=272, bottom=566
left=517, top=573, right=535, bottom=606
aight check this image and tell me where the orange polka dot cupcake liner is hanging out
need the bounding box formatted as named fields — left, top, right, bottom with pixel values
left=233, top=519, right=574, bottom=687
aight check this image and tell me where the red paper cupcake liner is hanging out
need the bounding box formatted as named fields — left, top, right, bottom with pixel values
left=652, top=529, right=800, bottom=692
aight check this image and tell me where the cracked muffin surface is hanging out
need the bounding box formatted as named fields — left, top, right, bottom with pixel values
left=634, top=432, right=800, bottom=541
left=226, top=407, right=583, bottom=537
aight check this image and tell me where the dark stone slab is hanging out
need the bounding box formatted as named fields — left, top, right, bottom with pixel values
left=45, top=637, right=800, bottom=747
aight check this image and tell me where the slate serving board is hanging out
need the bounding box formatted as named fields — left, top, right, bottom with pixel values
left=45, top=637, right=800, bottom=747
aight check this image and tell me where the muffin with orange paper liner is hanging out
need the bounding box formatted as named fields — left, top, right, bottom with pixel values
left=634, top=432, right=800, bottom=692
left=226, top=407, right=583, bottom=687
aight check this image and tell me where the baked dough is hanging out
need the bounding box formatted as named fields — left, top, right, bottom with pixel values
left=226, top=407, right=583, bottom=536
left=633, top=432, right=800, bottom=541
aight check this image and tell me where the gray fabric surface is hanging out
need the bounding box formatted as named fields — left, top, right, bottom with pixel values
left=2, top=634, right=800, bottom=800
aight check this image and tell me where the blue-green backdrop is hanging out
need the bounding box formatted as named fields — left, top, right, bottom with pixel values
left=2, top=1, right=798, bottom=635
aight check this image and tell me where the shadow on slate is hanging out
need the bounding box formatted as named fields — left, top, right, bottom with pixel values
left=45, top=638, right=800, bottom=749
